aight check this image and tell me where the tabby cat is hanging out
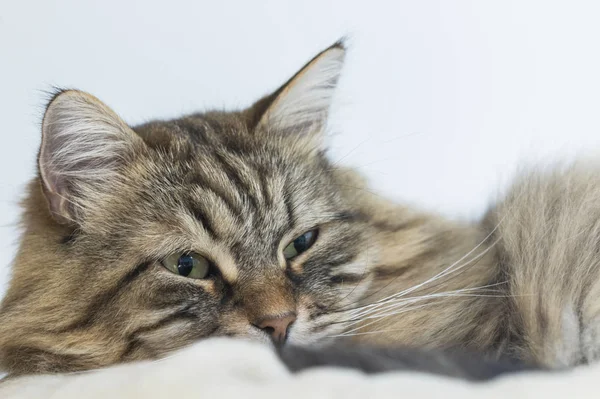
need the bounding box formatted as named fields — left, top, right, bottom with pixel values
left=0, top=40, right=598, bottom=377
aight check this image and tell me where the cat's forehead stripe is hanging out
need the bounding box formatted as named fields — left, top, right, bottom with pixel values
left=211, top=150, right=263, bottom=212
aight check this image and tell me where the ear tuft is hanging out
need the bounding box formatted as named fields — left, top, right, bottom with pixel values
left=257, top=41, right=346, bottom=134
left=39, top=90, right=142, bottom=224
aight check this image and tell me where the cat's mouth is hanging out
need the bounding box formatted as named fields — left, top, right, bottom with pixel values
left=223, top=302, right=344, bottom=348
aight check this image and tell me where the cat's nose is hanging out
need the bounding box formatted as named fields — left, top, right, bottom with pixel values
left=255, top=313, right=296, bottom=344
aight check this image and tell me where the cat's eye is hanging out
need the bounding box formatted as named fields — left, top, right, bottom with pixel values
left=162, top=252, right=211, bottom=279
left=283, top=230, right=318, bottom=260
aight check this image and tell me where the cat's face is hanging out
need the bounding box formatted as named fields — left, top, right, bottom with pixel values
left=0, top=42, right=376, bottom=372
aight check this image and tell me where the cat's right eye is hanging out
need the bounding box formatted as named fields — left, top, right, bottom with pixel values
left=161, top=252, right=211, bottom=279
left=283, top=229, right=318, bottom=260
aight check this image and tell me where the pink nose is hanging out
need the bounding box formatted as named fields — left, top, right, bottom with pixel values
left=255, top=313, right=296, bottom=344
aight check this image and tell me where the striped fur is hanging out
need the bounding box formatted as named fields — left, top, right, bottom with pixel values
left=2, top=41, right=600, bottom=376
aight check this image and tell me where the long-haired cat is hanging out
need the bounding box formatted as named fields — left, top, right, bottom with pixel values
left=0, top=40, right=597, bottom=378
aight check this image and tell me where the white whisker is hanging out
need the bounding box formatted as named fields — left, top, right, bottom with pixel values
left=339, top=283, right=508, bottom=331
left=327, top=303, right=438, bottom=338
left=348, top=239, right=500, bottom=320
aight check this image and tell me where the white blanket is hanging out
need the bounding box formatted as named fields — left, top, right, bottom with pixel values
left=1, top=338, right=598, bottom=398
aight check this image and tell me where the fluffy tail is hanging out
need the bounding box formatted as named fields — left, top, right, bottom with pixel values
left=487, top=160, right=600, bottom=367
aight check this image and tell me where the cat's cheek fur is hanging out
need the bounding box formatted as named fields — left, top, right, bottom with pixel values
left=214, top=311, right=269, bottom=344
left=284, top=296, right=351, bottom=346
left=287, top=311, right=344, bottom=346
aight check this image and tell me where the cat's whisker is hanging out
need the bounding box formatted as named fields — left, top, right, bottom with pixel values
left=339, top=283, right=508, bottom=330
left=325, top=200, right=509, bottom=320
left=335, top=291, right=509, bottom=337
left=328, top=323, right=426, bottom=339
left=327, top=216, right=506, bottom=317
left=337, top=287, right=536, bottom=336
left=345, top=239, right=500, bottom=320
left=326, top=303, right=439, bottom=338
left=329, top=287, right=503, bottom=334
left=349, top=280, right=509, bottom=320
left=353, top=292, right=507, bottom=324
left=381, top=236, right=501, bottom=301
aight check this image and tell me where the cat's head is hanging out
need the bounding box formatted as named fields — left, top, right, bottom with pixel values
left=0, top=42, right=377, bottom=373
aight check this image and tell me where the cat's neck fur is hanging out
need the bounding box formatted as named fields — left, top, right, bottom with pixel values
left=334, top=168, right=507, bottom=354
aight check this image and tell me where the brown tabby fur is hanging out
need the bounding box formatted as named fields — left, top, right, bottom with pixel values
left=1, top=41, right=600, bottom=376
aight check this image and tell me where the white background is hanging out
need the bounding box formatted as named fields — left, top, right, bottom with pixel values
left=1, top=0, right=600, bottom=298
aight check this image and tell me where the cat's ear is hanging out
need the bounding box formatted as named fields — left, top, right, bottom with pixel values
left=39, top=90, right=143, bottom=224
left=254, top=41, right=346, bottom=137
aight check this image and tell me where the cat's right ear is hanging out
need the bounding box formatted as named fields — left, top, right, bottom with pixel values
left=249, top=41, right=346, bottom=149
left=39, top=90, right=144, bottom=225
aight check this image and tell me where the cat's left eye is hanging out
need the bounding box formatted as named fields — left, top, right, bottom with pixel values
left=283, top=229, right=318, bottom=260
left=161, top=252, right=211, bottom=279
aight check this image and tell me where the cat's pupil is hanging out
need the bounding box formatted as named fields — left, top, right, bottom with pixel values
left=294, top=232, right=312, bottom=252
left=177, top=255, right=194, bottom=277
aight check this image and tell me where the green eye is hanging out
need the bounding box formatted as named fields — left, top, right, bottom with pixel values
left=162, top=252, right=211, bottom=279
left=283, top=230, right=318, bottom=260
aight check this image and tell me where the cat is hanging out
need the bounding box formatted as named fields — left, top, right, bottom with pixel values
left=0, top=40, right=598, bottom=379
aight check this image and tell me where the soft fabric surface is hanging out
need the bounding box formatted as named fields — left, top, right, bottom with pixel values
left=0, top=338, right=598, bottom=398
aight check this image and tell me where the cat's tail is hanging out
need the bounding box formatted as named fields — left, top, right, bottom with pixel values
left=486, top=159, right=600, bottom=367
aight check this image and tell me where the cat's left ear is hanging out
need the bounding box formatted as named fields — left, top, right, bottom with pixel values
left=38, top=90, right=145, bottom=225
left=253, top=41, right=346, bottom=138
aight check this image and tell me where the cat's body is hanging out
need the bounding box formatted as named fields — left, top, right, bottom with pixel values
left=346, top=161, right=600, bottom=367
left=0, top=41, right=599, bottom=379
